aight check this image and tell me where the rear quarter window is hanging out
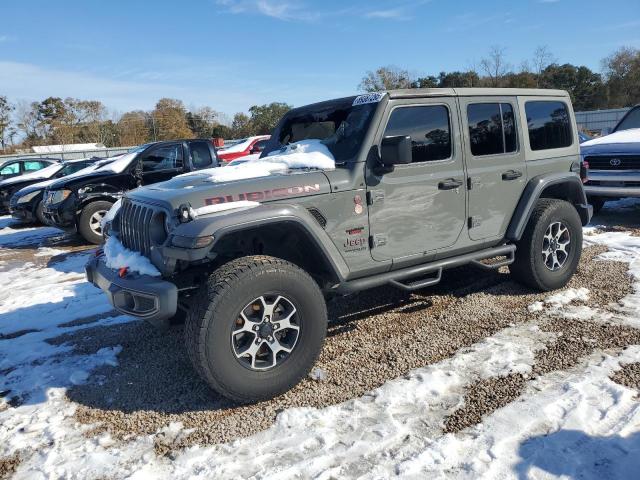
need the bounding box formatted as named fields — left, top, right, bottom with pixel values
left=525, top=101, right=573, bottom=151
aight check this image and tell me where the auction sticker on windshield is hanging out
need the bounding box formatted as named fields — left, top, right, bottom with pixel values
left=352, top=92, right=386, bottom=106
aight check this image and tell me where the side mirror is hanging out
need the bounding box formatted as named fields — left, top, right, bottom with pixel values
left=380, top=135, right=412, bottom=167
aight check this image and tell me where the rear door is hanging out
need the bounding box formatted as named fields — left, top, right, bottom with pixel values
left=459, top=97, right=526, bottom=240
left=139, top=143, right=185, bottom=185
left=0, top=161, right=22, bottom=180
left=368, top=97, right=467, bottom=262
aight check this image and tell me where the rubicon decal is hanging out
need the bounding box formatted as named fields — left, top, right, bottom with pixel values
left=204, top=184, right=321, bottom=205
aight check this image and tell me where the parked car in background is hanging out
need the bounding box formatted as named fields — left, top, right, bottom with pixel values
left=8, top=158, right=102, bottom=224
left=42, top=139, right=219, bottom=244
left=0, top=158, right=59, bottom=181
left=0, top=159, right=72, bottom=214
left=217, top=135, right=270, bottom=162
left=581, top=104, right=640, bottom=213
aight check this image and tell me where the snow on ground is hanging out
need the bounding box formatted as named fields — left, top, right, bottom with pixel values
left=1, top=201, right=640, bottom=478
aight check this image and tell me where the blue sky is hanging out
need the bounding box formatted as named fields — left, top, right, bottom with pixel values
left=0, top=0, right=638, bottom=119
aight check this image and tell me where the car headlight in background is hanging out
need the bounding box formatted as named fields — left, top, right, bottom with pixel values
left=16, top=190, right=41, bottom=204
left=50, top=189, right=72, bottom=204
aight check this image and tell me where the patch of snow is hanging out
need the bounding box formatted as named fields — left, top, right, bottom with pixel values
left=190, top=201, right=260, bottom=218
left=95, top=153, right=137, bottom=174
left=180, top=139, right=335, bottom=184
left=581, top=128, right=640, bottom=146
left=103, top=236, right=160, bottom=277
left=101, top=198, right=122, bottom=228
left=309, top=367, right=327, bottom=381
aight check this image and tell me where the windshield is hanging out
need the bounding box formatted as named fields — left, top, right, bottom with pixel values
left=615, top=107, right=640, bottom=132
left=128, top=144, right=152, bottom=154
left=265, top=96, right=380, bottom=163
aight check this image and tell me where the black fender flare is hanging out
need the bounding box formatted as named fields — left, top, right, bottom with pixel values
left=167, top=203, right=350, bottom=282
left=506, top=172, right=592, bottom=241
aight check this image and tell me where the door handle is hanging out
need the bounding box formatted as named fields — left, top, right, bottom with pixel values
left=438, top=178, right=463, bottom=190
left=502, top=170, right=523, bottom=181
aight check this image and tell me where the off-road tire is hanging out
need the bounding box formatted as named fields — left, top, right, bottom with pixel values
left=185, top=255, right=327, bottom=403
left=78, top=201, right=113, bottom=245
left=510, top=199, right=582, bottom=291
left=35, top=200, right=47, bottom=225
left=589, top=196, right=605, bottom=215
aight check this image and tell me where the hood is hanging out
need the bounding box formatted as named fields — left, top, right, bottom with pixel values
left=46, top=153, right=136, bottom=190
left=581, top=128, right=640, bottom=155
left=14, top=178, right=58, bottom=197
left=129, top=170, right=332, bottom=211
left=128, top=139, right=336, bottom=211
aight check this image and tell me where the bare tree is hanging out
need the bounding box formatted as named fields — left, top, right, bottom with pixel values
left=359, top=66, right=415, bottom=92
left=480, top=46, right=511, bottom=87
left=0, top=96, right=14, bottom=150
left=532, top=45, right=556, bottom=86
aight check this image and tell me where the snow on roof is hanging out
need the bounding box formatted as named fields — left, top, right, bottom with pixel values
left=181, top=139, right=334, bottom=184
left=32, top=143, right=106, bottom=154
left=581, top=128, right=640, bottom=146
left=218, top=135, right=270, bottom=154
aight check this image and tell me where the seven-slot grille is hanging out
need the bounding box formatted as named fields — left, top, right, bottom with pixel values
left=585, top=155, right=640, bottom=171
left=119, top=199, right=155, bottom=256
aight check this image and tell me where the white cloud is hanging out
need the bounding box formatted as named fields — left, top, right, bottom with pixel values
left=215, top=0, right=318, bottom=21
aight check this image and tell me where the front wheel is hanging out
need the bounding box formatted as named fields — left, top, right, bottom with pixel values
left=185, top=256, right=327, bottom=403
left=78, top=201, right=113, bottom=245
left=510, top=199, right=582, bottom=291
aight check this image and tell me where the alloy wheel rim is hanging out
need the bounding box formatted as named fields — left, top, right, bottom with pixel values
left=542, top=221, right=571, bottom=271
left=231, top=295, right=301, bottom=371
left=89, top=210, right=108, bottom=235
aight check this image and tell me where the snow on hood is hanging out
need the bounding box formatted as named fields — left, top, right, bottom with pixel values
left=0, top=163, right=62, bottom=187
left=180, top=139, right=335, bottom=184
left=190, top=201, right=260, bottom=218
left=581, top=128, right=640, bottom=147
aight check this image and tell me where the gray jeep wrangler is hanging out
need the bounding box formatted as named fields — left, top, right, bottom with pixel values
left=87, top=88, right=592, bottom=403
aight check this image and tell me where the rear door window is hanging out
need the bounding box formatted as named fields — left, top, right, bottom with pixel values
left=142, top=144, right=184, bottom=172
left=525, top=101, right=573, bottom=151
left=190, top=142, right=213, bottom=169
left=383, top=105, right=452, bottom=163
left=24, top=161, right=46, bottom=171
left=467, top=103, right=517, bottom=156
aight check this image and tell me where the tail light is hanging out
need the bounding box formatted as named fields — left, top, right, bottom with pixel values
left=580, top=160, right=589, bottom=184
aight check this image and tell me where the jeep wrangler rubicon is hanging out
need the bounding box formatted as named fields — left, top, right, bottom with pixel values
left=86, top=89, right=592, bottom=403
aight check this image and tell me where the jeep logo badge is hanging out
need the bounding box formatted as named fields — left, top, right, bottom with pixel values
left=610, top=158, right=622, bottom=166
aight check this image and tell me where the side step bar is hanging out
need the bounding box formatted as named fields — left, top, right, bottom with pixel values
left=336, top=244, right=516, bottom=294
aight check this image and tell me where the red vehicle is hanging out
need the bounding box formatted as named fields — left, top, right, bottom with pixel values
left=217, top=135, right=270, bottom=162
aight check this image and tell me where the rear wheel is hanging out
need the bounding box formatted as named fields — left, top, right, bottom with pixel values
left=78, top=201, right=113, bottom=245
left=510, top=199, right=582, bottom=291
left=185, top=255, right=327, bottom=403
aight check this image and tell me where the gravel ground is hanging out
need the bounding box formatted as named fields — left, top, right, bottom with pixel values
left=0, top=453, right=21, bottom=480
left=611, top=363, right=640, bottom=393
left=52, top=240, right=636, bottom=448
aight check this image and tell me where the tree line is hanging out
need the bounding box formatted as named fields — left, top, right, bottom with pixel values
left=1, top=45, right=638, bottom=154
left=0, top=96, right=292, bottom=154
left=360, top=46, right=640, bottom=112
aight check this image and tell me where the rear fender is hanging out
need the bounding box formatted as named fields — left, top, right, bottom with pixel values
left=506, top=172, right=591, bottom=241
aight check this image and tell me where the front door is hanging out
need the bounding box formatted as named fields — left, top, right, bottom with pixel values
left=459, top=97, right=527, bottom=240
left=367, top=98, right=467, bottom=262
left=139, top=143, right=185, bottom=185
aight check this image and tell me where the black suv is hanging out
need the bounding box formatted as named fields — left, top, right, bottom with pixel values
left=43, top=140, right=218, bottom=244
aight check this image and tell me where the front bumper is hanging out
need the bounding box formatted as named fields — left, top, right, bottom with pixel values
left=585, top=170, right=640, bottom=198
left=42, top=199, right=77, bottom=230
left=10, top=203, right=35, bottom=223
left=85, top=255, right=178, bottom=330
